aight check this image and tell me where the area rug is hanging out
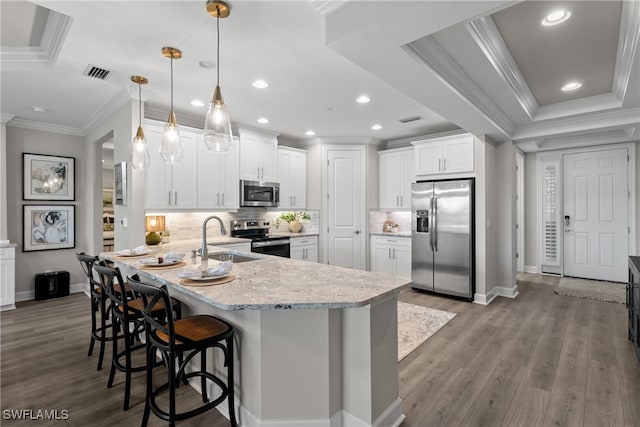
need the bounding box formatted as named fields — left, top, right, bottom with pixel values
left=397, top=302, right=456, bottom=361
left=553, top=276, right=626, bottom=304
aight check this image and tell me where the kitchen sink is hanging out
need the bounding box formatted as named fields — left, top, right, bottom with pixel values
left=208, top=251, right=263, bottom=263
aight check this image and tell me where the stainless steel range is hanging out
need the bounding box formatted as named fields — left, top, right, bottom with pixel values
left=230, top=219, right=290, bottom=258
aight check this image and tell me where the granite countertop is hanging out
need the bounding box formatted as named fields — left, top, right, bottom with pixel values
left=370, top=232, right=412, bottom=238
left=102, top=239, right=409, bottom=311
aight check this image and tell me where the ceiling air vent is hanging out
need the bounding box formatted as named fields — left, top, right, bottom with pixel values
left=83, top=65, right=112, bottom=81
left=398, top=115, right=422, bottom=124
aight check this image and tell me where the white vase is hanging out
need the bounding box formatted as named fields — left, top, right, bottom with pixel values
left=289, top=221, right=302, bottom=233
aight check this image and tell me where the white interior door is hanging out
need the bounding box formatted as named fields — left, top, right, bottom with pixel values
left=563, top=149, right=628, bottom=282
left=327, top=149, right=364, bottom=269
left=516, top=152, right=524, bottom=272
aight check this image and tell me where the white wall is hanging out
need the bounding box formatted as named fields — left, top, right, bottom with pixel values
left=5, top=126, right=87, bottom=299
left=0, top=121, right=7, bottom=240
left=495, top=142, right=516, bottom=288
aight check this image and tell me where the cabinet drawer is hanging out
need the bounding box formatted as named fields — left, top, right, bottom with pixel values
left=370, top=236, right=411, bottom=247
left=290, top=236, right=318, bottom=248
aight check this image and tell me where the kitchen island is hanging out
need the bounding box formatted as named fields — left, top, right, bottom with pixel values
left=103, top=239, right=410, bottom=427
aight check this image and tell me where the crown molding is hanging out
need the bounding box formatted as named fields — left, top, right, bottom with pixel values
left=613, top=0, right=640, bottom=100
left=81, top=87, right=131, bottom=135
left=516, top=127, right=637, bottom=152
left=1, top=114, right=15, bottom=124
left=468, top=1, right=640, bottom=123
left=403, top=37, right=515, bottom=138
left=466, top=16, right=538, bottom=120
left=6, top=118, right=84, bottom=136
left=0, top=9, right=72, bottom=71
left=512, top=107, right=640, bottom=141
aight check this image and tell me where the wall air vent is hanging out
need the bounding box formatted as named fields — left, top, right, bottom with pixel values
left=83, top=65, right=112, bottom=81
left=398, top=115, right=422, bottom=124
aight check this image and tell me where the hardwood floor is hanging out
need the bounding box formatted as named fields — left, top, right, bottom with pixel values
left=1, top=273, right=638, bottom=426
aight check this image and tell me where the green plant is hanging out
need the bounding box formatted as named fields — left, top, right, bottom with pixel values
left=275, top=211, right=311, bottom=228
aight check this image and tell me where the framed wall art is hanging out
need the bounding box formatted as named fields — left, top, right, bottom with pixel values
left=23, top=205, right=75, bottom=252
left=23, top=153, right=75, bottom=201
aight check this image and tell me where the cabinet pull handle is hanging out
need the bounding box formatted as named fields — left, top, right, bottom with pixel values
left=389, top=248, right=391, bottom=259
left=175, top=191, right=178, bottom=205
left=168, top=191, right=172, bottom=205
left=257, top=167, right=260, bottom=178
left=221, top=193, right=224, bottom=206
left=438, top=158, right=441, bottom=171
left=217, top=193, right=220, bottom=206
left=294, top=195, right=296, bottom=206
left=400, top=195, right=403, bottom=206
left=393, top=248, right=396, bottom=259
left=444, top=158, right=447, bottom=171
left=397, top=195, right=399, bottom=206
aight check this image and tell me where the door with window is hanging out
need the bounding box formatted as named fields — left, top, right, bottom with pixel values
left=563, top=148, right=628, bottom=282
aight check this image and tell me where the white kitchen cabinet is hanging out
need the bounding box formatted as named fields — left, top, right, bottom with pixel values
left=145, top=122, right=198, bottom=210
left=290, top=235, right=318, bottom=263
left=0, top=247, right=16, bottom=311
left=197, top=141, right=239, bottom=210
left=413, top=133, right=474, bottom=176
left=370, top=236, right=411, bottom=278
left=278, top=147, right=307, bottom=209
left=238, top=128, right=278, bottom=183
left=378, top=148, right=414, bottom=209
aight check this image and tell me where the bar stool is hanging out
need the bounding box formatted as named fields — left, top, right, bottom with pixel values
left=76, top=252, right=121, bottom=371
left=93, top=264, right=182, bottom=411
left=127, top=274, right=237, bottom=427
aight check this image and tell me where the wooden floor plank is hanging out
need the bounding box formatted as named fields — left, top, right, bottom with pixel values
left=2, top=274, right=639, bottom=427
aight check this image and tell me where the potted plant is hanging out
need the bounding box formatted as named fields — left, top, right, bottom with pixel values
left=275, top=211, right=311, bottom=233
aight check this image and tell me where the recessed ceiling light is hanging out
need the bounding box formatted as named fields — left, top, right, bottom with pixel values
left=32, top=106, right=46, bottom=112
left=190, top=100, right=205, bottom=107
left=541, top=9, right=571, bottom=26
left=252, top=79, right=269, bottom=89
left=356, top=95, right=370, bottom=104
left=198, top=60, right=216, bottom=69
left=561, top=81, right=582, bottom=91
left=371, top=124, right=382, bottom=130
left=257, top=117, right=269, bottom=124
left=305, top=130, right=316, bottom=136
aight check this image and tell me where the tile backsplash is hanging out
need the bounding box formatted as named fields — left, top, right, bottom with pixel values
left=369, top=210, right=411, bottom=234
left=160, top=208, right=320, bottom=241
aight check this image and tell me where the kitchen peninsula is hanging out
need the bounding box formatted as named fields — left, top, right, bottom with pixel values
left=103, top=239, right=410, bottom=427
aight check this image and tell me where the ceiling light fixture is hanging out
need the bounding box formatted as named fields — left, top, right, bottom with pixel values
left=253, top=79, right=269, bottom=89
left=356, top=95, right=370, bottom=104
left=32, top=106, right=46, bottom=113
left=371, top=124, right=382, bottom=130
left=203, top=0, right=235, bottom=152
left=257, top=117, right=269, bottom=124
left=561, top=81, right=582, bottom=91
left=541, top=9, right=571, bottom=26
left=191, top=100, right=205, bottom=107
left=159, top=47, right=184, bottom=164
left=130, top=75, right=151, bottom=170
left=305, top=130, right=315, bottom=136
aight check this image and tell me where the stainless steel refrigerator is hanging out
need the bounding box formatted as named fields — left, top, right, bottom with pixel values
left=411, top=179, right=474, bottom=300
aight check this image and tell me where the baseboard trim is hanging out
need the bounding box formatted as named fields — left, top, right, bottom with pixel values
left=15, top=283, right=86, bottom=303
left=524, top=265, right=538, bottom=273
left=494, top=285, right=519, bottom=299
left=474, top=288, right=499, bottom=305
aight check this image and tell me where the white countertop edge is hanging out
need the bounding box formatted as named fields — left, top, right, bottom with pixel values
left=370, top=232, right=412, bottom=238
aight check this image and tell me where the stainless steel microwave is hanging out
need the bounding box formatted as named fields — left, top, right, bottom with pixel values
left=240, top=180, right=280, bottom=207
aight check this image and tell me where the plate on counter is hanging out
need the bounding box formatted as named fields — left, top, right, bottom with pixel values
left=140, top=259, right=180, bottom=267
left=184, top=272, right=231, bottom=281
left=181, top=274, right=235, bottom=286
left=114, top=252, right=151, bottom=258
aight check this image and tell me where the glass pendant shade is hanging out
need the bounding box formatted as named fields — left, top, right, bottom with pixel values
left=131, top=126, right=150, bottom=169
left=160, top=111, right=184, bottom=164
left=203, top=85, right=233, bottom=152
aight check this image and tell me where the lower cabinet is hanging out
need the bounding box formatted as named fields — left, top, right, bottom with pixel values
left=290, top=236, right=318, bottom=263
left=0, top=247, right=16, bottom=311
left=629, top=257, right=640, bottom=362
left=370, top=236, right=411, bottom=278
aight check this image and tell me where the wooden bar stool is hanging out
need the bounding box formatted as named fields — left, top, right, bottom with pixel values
left=127, top=274, right=237, bottom=427
left=93, top=264, right=182, bottom=411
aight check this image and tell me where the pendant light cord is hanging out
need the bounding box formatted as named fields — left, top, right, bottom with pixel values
left=216, top=5, right=220, bottom=86
left=138, top=83, right=142, bottom=128
left=170, top=57, right=174, bottom=112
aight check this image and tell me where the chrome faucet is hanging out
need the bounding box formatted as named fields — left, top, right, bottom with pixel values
left=201, top=215, right=227, bottom=260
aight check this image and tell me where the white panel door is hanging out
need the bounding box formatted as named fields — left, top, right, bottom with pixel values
left=399, top=150, right=415, bottom=208
left=145, top=125, right=173, bottom=209
left=327, top=149, right=364, bottom=269
left=563, top=149, right=628, bottom=282
left=170, top=130, right=198, bottom=208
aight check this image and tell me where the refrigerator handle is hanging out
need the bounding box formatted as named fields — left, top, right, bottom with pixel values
left=433, top=196, right=438, bottom=252
left=429, top=197, right=434, bottom=251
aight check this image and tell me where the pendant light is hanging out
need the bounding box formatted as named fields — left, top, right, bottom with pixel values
left=159, top=47, right=184, bottom=164
left=203, top=0, right=234, bottom=152
left=130, top=76, right=150, bottom=170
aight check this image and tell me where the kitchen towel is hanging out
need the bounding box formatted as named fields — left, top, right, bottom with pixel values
left=179, top=260, right=233, bottom=279
left=115, top=245, right=151, bottom=256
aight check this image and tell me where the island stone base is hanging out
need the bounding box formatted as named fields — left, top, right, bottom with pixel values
left=175, top=289, right=405, bottom=427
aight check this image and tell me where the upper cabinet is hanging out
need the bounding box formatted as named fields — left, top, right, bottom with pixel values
left=278, top=147, right=307, bottom=209
left=413, top=133, right=474, bottom=177
left=378, top=148, right=414, bottom=209
left=238, top=128, right=278, bottom=182
left=197, top=140, right=239, bottom=210
left=145, top=122, right=198, bottom=210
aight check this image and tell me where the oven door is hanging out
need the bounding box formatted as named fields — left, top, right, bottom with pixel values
left=251, top=238, right=290, bottom=258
